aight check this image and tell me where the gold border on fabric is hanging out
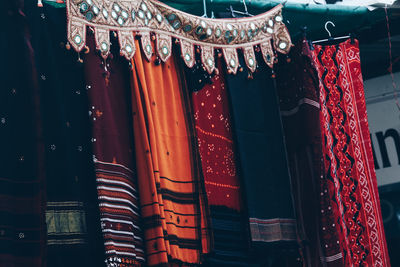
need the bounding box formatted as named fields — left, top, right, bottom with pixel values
left=46, top=201, right=88, bottom=245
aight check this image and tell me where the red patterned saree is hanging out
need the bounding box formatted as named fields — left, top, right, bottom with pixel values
left=312, top=39, right=390, bottom=267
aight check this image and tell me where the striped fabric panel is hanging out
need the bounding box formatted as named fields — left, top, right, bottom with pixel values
left=204, top=206, right=256, bottom=266
left=0, top=200, right=44, bottom=267
left=95, top=161, right=145, bottom=265
left=249, top=218, right=297, bottom=243
left=84, top=35, right=145, bottom=266
left=46, top=201, right=88, bottom=246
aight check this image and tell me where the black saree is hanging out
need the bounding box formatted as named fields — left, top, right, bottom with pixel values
left=26, top=3, right=105, bottom=266
left=225, top=55, right=300, bottom=266
left=0, top=1, right=46, bottom=266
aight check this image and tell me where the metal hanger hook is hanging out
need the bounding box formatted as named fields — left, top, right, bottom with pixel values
left=201, top=0, right=208, bottom=18
left=210, top=0, right=215, bottom=18
left=242, top=0, right=248, bottom=14
left=229, top=0, right=254, bottom=17
left=325, top=21, right=335, bottom=38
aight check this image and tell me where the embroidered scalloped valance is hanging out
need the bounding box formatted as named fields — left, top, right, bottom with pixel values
left=66, top=0, right=292, bottom=74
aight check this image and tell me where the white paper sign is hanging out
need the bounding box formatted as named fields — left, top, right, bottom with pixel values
left=364, top=72, right=400, bottom=187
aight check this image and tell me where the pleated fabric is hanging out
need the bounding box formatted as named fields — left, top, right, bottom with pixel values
left=225, top=56, right=300, bottom=266
left=84, top=36, right=144, bottom=266
left=130, top=40, right=211, bottom=266
left=0, top=1, right=46, bottom=266
left=275, top=40, right=344, bottom=267
left=185, top=62, right=254, bottom=266
left=312, top=39, right=390, bottom=267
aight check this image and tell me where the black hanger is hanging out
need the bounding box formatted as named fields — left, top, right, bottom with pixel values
left=312, top=21, right=352, bottom=44
left=300, top=26, right=314, bottom=50
left=301, top=26, right=308, bottom=38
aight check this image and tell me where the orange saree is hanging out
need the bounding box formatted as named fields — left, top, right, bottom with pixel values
left=130, top=40, right=210, bottom=266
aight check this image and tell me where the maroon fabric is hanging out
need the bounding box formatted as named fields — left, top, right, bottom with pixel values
left=312, top=39, right=390, bottom=267
left=84, top=36, right=144, bottom=266
left=191, top=64, right=242, bottom=211
left=276, top=40, right=344, bottom=267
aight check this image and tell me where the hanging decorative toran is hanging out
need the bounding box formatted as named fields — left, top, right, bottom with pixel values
left=66, top=0, right=292, bottom=74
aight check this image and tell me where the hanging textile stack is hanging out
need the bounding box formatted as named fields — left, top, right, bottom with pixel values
left=0, top=0, right=395, bottom=266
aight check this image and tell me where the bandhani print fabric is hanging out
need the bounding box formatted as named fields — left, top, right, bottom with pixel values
left=186, top=62, right=254, bottom=266
left=312, top=39, right=390, bottom=267
left=190, top=62, right=242, bottom=211
left=85, top=36, right=144, bottom=266
left=130, top=40, right=211, bottom=266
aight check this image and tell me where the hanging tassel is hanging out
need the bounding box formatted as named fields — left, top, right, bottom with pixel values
left=88, top=27, right=95, bottom=35
left=84, top=45, right=90, bottom=54
left=37, top=0, right=43, bottom=7
left=77, top=52, right=83, bottom=63
left=271, top=69, right=276, bottom=78
left=154, top=56, right=161, bottom=66
left=102, top=58, right=111, bottom=86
